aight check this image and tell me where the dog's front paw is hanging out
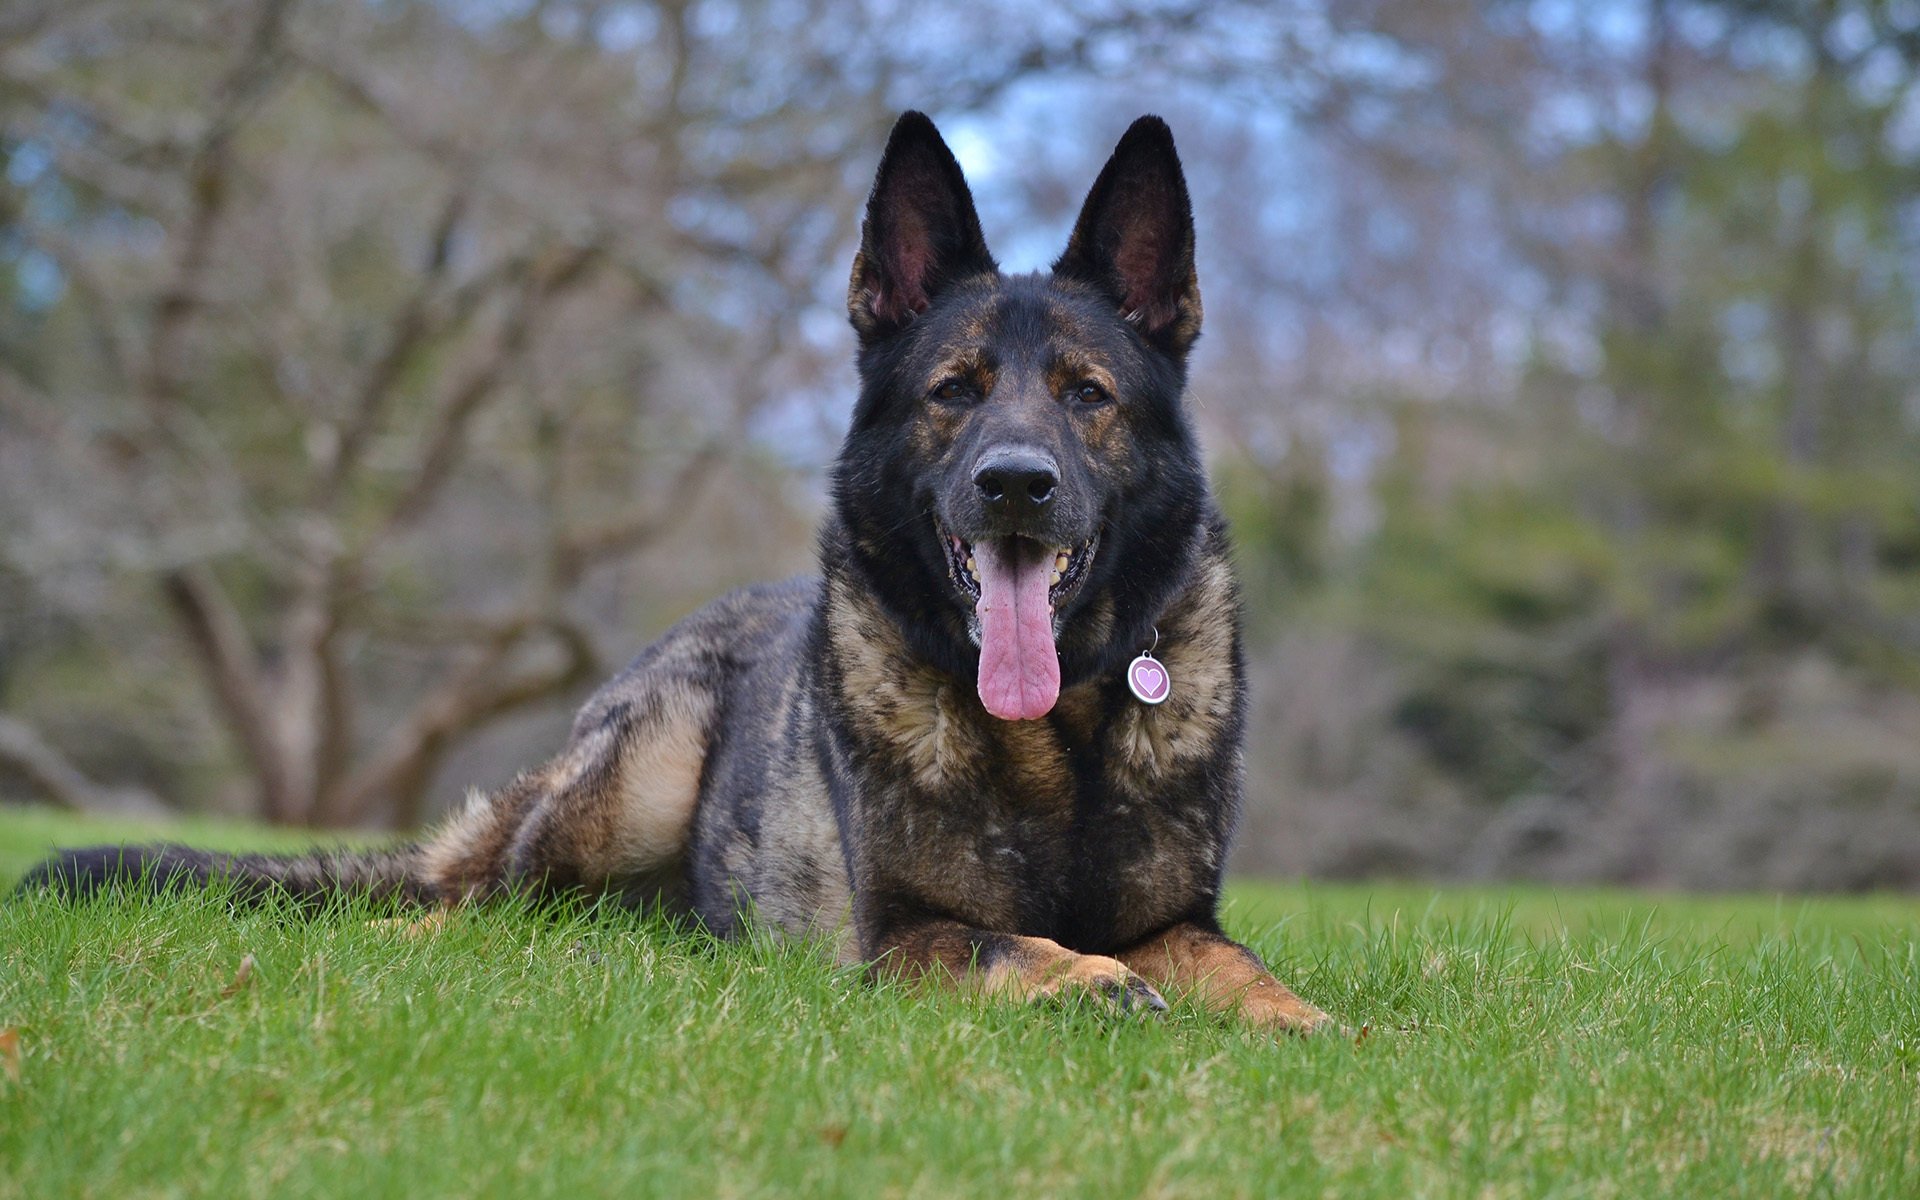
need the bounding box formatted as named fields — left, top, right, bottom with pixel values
left=1240, top=990, right=1335, bottom=1036
left=1030, top=954, right=1169, bottom=1015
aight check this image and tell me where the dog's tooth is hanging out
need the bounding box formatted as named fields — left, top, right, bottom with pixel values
left=965, top=555, right=977, bottom=581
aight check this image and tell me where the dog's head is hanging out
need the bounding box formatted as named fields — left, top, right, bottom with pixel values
left=833, top=112, right=1210, bottom=721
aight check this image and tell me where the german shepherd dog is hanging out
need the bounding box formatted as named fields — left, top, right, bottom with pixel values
left=22, top=113, right=1330, bottom=1033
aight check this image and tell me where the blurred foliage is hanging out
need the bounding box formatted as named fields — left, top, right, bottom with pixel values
left=1224, top=0, right=1920, bottom=888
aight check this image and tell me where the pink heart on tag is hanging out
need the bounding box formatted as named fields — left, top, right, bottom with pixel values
left=1129, top=657, right=1169, bottom=703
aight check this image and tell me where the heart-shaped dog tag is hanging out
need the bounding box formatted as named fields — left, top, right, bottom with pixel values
left=1127, top=653, right=1171, bottom=705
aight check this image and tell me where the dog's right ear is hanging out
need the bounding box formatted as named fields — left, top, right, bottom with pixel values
left=848, top=112, right=996, bottom=344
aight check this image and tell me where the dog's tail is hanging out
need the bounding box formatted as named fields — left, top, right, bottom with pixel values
left=13, top=842, right=434, bottom=906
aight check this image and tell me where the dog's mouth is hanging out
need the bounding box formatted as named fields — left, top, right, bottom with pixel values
left=941, top=527, right=1098, bottom=609
left=939, top=523, right=1099, bottom=722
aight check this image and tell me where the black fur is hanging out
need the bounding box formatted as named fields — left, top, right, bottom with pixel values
left=17, top=842, right=430, bottom=905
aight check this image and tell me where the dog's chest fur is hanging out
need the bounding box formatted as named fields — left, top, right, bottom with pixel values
left=817, top=541, right=1244, bottom=953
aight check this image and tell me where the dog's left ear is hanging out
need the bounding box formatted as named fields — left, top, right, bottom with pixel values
left=849, top=112, right=997, bottom=345
left=1052, top=116, right=1202, bottom=357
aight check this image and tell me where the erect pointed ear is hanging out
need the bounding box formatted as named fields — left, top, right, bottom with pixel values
left=848, top=112, right=996, bottom=344
left=1052, top=116, right=1201, bottom=356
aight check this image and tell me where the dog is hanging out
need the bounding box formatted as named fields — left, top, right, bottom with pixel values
left=21, top=112, right=1330, bottom=1033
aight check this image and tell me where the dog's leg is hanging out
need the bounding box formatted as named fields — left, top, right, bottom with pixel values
left=874, top=919, right=1169, bottom=1013
left=1116, top=923, right=1331, bottom=1034
left=412, top=690, right=710, bottom=904
left=499, top=694, right=711, bottom=897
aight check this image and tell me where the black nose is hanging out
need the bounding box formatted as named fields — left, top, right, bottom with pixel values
left=974, top=449, right=1058, bottom=514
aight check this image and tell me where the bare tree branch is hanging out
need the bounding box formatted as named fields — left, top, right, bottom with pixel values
left=143, top=0, right=296, bottom=416
left=330, top=617, right=599, bottom=827
left=377, top=241, right=604, bottom=536
left=552, top=440, right=726, bottom=582
left=160, top=565, right=293, bottom=822
left=319, top=187, right=473, bottom=502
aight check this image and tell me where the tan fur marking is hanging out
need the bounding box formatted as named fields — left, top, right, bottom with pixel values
left=1042, top=357, right=1121, bottom=403
left=418, top=775, right=551, bottom=899
left=827, top=577, right=897, bottom=701
left=1118, top=923, right=1331, bottom=1034
left=415, top=788, right=495, bottom=895
left=912, top=403, right=966, bottom=461
left=830, top=573, right=1076, bottom=803
left=890, top=665, right=989, bottom=789
left=925, top=351, right=994, bottom=396
left=830, top=576, right=1031, bottom=794
left=997, top=715, right=1073, bottom=800
left=596, top=696, right=711, bottom=877
left=846, top=249, right=884, bottom=336
left=1113, top=549, right=1236, bottom=785
left=976, top=937, right=1153, bottom=1007
left=874, top=929, right=1165, bottom=1012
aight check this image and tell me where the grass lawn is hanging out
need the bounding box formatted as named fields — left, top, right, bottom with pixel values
left=2, top=806, right=1916, bottom=1198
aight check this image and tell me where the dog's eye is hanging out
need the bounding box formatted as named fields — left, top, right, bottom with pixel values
left=931, top=379, right=975, bottom=404
left=1070, top=382, right=1111, bottom=405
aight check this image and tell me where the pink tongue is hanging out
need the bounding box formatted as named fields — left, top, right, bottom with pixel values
left=974, top=537, right=1060, bottom=721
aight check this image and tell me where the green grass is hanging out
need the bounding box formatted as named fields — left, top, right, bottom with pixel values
left=2, top=807, right=1916, bottom=1198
